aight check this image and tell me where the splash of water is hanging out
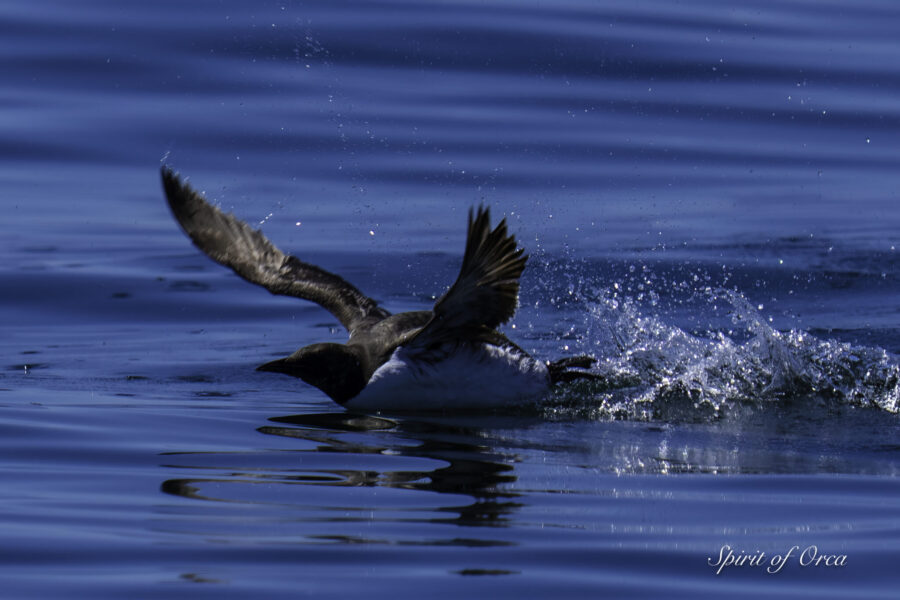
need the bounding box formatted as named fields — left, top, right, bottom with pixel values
left=547, top=287, right=900, bottom=421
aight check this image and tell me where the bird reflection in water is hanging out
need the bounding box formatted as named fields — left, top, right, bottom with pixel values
left=160, top=411, right=526, bottom=531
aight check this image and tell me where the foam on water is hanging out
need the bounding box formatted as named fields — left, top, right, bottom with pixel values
left=546, top=284, right=900, bottom=421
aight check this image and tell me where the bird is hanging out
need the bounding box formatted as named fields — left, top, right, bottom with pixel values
left=161, top=166, right=597, bottom=411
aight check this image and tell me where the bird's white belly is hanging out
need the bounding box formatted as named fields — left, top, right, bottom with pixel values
left=345, top=344, right=550, bottom=412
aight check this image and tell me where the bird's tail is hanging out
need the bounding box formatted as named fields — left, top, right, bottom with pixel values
left=547, top=355, right=603, bottom=385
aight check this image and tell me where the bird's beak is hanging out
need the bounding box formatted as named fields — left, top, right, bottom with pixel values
left=257, top=358, right=291, bottom=374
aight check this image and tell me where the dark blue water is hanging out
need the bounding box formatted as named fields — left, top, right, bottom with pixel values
left=2, top=1, right=899, bottom=597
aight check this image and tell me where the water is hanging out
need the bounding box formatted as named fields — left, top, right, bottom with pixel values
left=2, top=0, right=899, bottom=597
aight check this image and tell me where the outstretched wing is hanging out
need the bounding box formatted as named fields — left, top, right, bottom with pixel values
left=406, top=206, right=526, bottom=349
left=161, top=166, right=390, bottom=332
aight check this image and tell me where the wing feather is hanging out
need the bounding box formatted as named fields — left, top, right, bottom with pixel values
left=407, top=206, right=526, bottom=349
left=161, top=167, right=389, bottom=332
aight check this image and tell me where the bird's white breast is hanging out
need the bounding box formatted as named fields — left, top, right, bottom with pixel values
left=345, top=343, right=550, bottom=412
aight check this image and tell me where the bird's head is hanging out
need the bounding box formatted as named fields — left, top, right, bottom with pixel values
left=257, top=343, right=367, bottom=404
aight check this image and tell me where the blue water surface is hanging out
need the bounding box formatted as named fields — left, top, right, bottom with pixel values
left=1, top=1, right=899, bottom=598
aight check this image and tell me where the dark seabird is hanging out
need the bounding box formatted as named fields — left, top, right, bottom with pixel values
left=161, top=167, right=596, bottom=411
